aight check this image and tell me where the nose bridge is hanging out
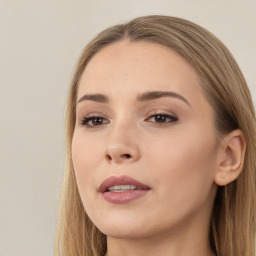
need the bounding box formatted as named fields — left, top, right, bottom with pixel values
left=104, top=116, right=140, bottom=163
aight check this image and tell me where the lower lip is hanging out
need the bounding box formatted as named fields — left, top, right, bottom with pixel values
left=102, top=190, right=150, bottom=204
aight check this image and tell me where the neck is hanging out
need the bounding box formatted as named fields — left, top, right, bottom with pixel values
left=105, top=207, right=216, bottom=256
left=105, top=225, right=215, bottom=256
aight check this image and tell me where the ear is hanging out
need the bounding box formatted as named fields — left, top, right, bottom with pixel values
left=215, top=129, right=246, bottom=186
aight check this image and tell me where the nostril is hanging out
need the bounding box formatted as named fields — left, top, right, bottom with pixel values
left=106, top=154, right=112, bottom=160
left=105, top=153, right=131, bottom=161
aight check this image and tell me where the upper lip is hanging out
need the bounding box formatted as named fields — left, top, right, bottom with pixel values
left=98, top=175, right=150, bottom=192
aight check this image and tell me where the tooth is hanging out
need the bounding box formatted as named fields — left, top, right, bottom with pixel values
left=108, top=185, right=138, bottom=192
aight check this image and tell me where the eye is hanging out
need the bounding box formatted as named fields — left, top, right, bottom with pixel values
left=80, top=116, right=110, bottom=128
left=146, top=113, right=178, bottom=124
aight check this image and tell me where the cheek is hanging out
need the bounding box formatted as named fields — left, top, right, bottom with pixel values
left=146, top=127, right=218, bottom=200
left=141, top=134, right=217, bottom=232
left=71, top=131, right=104, bottom=197
left=72, top=130, right=104, bottom=169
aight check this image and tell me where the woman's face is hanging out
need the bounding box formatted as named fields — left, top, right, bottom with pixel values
left=72, top=41, right=220, bottom=239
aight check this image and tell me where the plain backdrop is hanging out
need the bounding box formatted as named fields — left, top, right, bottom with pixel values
left=0, top=1, right=255, bottom=255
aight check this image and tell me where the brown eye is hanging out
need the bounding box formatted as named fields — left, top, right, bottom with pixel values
left=81, top=116, right=110, bottom=128
left=154, top=114, right=169, bottom=123
left=146, top=114, right=178, bottom=124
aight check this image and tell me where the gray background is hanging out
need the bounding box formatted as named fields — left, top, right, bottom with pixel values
left=0, top=1, right=255, bottom=255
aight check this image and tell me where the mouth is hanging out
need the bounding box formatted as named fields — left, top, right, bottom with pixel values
left=107, top=184, right=147, bottom=192
left=99, top=175, right=151, bottom=204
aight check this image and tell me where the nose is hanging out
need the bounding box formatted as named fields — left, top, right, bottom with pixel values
left=104, top=126, right=140, bottom=164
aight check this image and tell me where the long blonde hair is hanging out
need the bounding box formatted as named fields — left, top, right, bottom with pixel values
left=55, top=15, right=256, bottom=256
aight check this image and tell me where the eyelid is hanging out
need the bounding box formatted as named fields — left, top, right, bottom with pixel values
left=144, top=110, right=179, bottom=124
left=145, top=109, right=178, bottom=118
left=79, top=113, right=110, bottom=128
left=146, top=114, right=178, bottom=121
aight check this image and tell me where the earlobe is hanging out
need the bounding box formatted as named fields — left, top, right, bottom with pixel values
left=214, top=129, right=246, bottom=186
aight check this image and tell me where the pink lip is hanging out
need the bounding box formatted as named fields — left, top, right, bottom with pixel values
left=99, top=175, right=151, bottom=204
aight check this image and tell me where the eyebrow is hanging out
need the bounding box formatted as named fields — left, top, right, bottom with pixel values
left=77, top=94, right=108, bottom=103
left=137, top=91, right=191, bottom=107
left=77, top=91, right=191, bottom=108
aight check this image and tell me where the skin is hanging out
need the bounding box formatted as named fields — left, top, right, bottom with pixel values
left=72, top=40, right=227, bottom=256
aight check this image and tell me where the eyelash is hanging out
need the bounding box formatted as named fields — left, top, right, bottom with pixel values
left=145, top=113, right=178, bottom=125
left=80, top=116, right=110, bottom=128
left=80, top=113, right=178, bottom=128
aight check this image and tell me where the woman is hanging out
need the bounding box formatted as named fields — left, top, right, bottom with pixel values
left=55, top=15, right=256, bottom=256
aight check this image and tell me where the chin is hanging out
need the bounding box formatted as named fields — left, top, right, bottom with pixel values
left=92, top=213, right=151, bottom=239
left=99, top=226, right=148, bottom=240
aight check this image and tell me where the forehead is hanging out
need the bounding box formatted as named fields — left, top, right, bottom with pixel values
left=78, top=40, right=202, bottom=100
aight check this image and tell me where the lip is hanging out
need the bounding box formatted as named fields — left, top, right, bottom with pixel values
left=98, top=175, right=150, bottom=192
left=98, top=175, right=151, bottom=204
